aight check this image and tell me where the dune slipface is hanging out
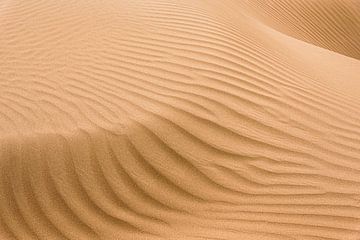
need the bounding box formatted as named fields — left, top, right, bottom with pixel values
left=0, top=0, right=360, bottom=239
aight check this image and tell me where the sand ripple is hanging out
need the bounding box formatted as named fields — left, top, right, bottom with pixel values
left=0, top=0, right=360, bottom=239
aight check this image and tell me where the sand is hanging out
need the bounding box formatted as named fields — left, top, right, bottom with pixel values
left=0, top=0, right=360, bottom=239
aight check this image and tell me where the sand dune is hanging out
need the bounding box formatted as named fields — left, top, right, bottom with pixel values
left=242, top=0, right=360, bottom=59
left=0, top=0, right=360, bottom=239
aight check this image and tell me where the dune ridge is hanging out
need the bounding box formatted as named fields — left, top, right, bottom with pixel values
left=0, top=0, right=360, bottom=239
left=242, top=0, right=360, bottom=59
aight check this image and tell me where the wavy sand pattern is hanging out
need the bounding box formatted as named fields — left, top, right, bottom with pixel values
left=0, top=0, right=360, bottom=239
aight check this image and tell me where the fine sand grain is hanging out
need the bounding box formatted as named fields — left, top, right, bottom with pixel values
left=0, top=0, right=360, bottom=239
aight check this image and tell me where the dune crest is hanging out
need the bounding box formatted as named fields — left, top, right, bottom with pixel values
left=1, top=0, right=360, bottom=239
left=242, top=0, right=360, bottom=59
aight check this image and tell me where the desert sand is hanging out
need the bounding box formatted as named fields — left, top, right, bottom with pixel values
left=0, top=0, right=360, bottom=239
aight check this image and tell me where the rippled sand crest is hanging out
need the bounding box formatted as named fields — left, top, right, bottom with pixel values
left=0, top=0, right=360, bottom=239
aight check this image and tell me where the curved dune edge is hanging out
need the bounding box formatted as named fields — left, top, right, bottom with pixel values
left=1, top=0, right=360, bottom=239
left=241, top=0, right=360, bottom=60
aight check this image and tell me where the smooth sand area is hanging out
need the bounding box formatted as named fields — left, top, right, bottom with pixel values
left=0, top=0, right=360, bottom=239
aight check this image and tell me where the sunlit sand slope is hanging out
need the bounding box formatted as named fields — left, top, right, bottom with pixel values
left=0, top=0, right=360, bottom=239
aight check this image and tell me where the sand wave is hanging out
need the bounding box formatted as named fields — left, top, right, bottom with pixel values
left=0, top=0, right=360, bottom=239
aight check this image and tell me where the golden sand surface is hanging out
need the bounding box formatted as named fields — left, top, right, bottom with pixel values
left=0, top=0, right=360, bottom=239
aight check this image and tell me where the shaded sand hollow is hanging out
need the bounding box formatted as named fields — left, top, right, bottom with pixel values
left=1, top=0, right=360, bottom=239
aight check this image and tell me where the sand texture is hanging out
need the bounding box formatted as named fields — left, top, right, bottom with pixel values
left=0, top=0, right=360, bottom=239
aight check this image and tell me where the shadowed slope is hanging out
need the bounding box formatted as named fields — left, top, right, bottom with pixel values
left=242, top=0, right=360, bottom=59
